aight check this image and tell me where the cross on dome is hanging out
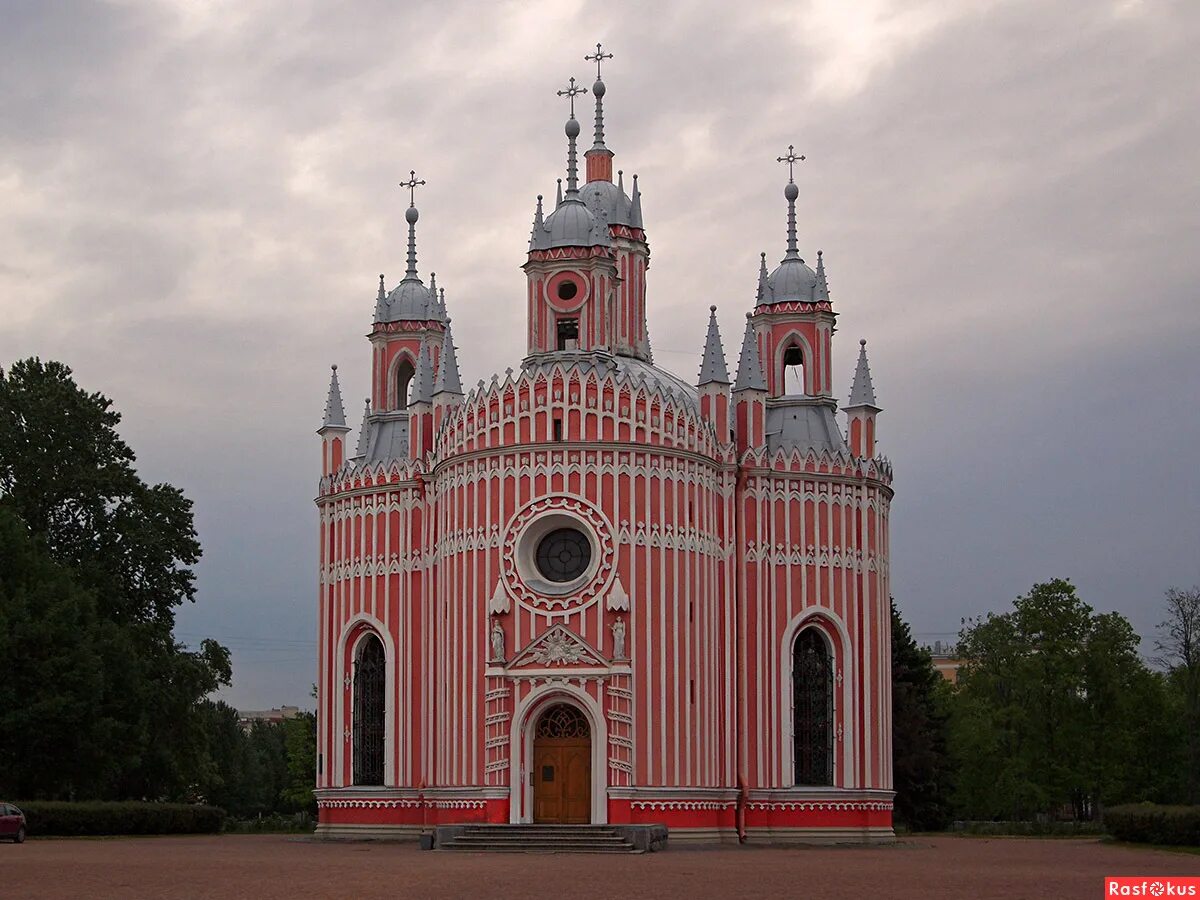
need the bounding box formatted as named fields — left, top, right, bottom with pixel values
left=557, top=76, right=588, bottom=118
left=399, top=170, right=426, bottom=208
left=777, top=145, right=805, bottom=184
left=585, top=42, right=613, bottom=80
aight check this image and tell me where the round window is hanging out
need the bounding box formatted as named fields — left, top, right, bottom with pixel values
left=556, top=279, right=579, bottom=301
left=535, top=528, right=592, bottom=583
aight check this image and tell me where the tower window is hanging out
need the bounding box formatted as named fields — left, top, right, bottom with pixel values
left=792, top=628, right=833, bottom=786
left=553, top=418, right=563, bottom=441
left=783, top=344, right=806, bottom=395
left=557, top=318, right=579, bottom=351
left=395, top=359, right=415, bottom=409
left=556, top=279, right=579, bottom=301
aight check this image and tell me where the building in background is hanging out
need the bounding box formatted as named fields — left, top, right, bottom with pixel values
left=313, top=49, right=895, bottom=844
left=237, top=705, right=301, bottom=731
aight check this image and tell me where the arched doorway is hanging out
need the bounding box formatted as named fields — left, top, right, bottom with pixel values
left=352, top=633, right=385, bottom=786
left=532, top=703, right=591, bottom=823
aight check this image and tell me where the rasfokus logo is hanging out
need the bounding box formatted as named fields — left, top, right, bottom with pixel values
left=1106, top=878, right=1200, bottom=897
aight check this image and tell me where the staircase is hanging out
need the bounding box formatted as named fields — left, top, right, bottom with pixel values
left=435, top=824, right=659, bottom=854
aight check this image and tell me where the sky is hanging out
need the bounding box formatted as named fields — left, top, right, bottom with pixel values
left=2, top=0, right=1197, bottom=709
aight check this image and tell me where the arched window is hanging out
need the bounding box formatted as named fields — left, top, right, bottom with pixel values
left=783, top=343, right=806, bottom=395
left=792, top=628, right=833, bottom=785
left=395, top=359, right=415, bottom=410
left=352, top=633, right=385, bottom=785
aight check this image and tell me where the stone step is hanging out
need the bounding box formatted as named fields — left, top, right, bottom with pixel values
left=433, top=823, right=666, bottom=854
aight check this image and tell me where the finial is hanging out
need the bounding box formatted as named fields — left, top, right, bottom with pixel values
left=331, top=363, right=338, bottom=371
left=399, top=170, right=425, bottom=279
left=556, top=178, right=563, bottom=205
left=399, top=169, right=426, bottom=208
left=777, top=145, right=805, bottom=183
left=558, top=77, right=587, bottom=193
left=776, top=146, right=805, bottom=258
left=585, top=42, right=613, bottom=80
left=860, top=338, right=867, bottom=346
left=585, top=43, right=613, bottom=149
left=698, top=303, right=730, bottom=386
left=710, top=304, right=717, bottom=312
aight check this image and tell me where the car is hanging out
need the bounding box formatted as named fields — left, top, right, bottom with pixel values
left=0, top=803, right=26, bottom=843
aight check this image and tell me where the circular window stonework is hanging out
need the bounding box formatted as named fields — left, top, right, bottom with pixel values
left=502, top=497, right=615, bottom=613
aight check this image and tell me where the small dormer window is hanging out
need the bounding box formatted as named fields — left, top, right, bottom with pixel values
left=557, top=318, right=579, bottom=351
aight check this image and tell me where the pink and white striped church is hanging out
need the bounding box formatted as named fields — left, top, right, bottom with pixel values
left=314, top=47, right=895, bottom=844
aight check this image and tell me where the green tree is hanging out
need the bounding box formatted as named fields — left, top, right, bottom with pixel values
left=891, top=600, right=953, bottom=830
left=1157, top=587, right=1200, bottom=804
left=949, top=579, right=1167, bottom=820
left=281, top=710, right=317, bottom=814
left=0, top=358, right=229, bottom=800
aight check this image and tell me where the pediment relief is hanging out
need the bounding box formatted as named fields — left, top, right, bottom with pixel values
left=508, top=624, right=607, bottom=668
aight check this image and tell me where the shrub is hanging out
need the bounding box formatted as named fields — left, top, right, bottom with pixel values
left=1105, top=804, right=1200, bottom=846
left=16, top=801, right=225, bottom=837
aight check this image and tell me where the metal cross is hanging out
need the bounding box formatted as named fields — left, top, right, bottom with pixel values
left=585, top=42, right=613, bottom=80
left=399, top=169, right=426, bottom=207
left=557, top=76, right=588, bottom=117
left=777, top=145, right=806, bottom=183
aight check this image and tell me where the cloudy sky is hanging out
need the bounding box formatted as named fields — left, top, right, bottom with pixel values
left=2, top=0, right=1197, bottom=708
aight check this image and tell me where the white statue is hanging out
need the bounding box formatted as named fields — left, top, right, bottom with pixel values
left=490, top=618, right=505, bottom=662
left=611, top=615, right=627, bottom=660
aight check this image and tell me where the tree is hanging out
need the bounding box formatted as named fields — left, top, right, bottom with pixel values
left=1158, top=587, right=1200, bottom=803
left=0, top=358, right=229, bottom=800
left=281, top=711, right=318, bottom=814
left=949, top=579, right=1168, bottom=820
left=891, top=600, right=953, bottom=830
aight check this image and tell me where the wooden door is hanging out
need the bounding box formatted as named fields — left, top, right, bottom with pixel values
left=533, top=738, right=591, bottom=823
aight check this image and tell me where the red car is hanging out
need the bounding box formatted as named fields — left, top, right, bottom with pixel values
left=0, top=803, right=26, bottom=843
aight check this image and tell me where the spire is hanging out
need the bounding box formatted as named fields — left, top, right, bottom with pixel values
left=433, top=320, right=463, bottom=396
left=697, top=305, right=730, bottom=386
left=399, top=170, right=426, bottom=281
left=556, top=178, right=563, bottom=206
left=557, top=77, right=587, bottom=193
left=321, top=365, right=348, bottom=429
left=846, top=339, right=879, bottom=408
left=733, top=314, right=767, bottom=392
left=354, top=398, right=371, bottom=457
left=585, top=42, right=613, bottom=151
left=428, top=271, right=438, bottom=317
left=776, top=145, right=805, bottom=260
left=373, top=273, right=388, bottom=320
left=629, top=173, right=643, bottom=228
left=815, top=250, right=830, bottom=302
left=756, top=252, right=770, bottom=304
left=436, top=287, right=447, bottom=320
left=410, top=340, right=435, bottom=405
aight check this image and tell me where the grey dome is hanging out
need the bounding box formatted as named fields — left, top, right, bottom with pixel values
left=375, top=277, right=437, bottom=323
left=582, top=179, right=636, bottom=227
left=531, top=197, right=609, bottom=250
left=764, top=256, right=818, bottom=303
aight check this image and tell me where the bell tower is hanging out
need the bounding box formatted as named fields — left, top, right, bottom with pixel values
left=525, top=49, right=650, bottom=362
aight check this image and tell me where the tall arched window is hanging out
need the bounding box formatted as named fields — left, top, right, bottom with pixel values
left=352, top=633, right=385, bottom=785
left=792, top=628, right=833, bottom=785
left=395, top=359, right=415, bottom=410
left=783, top=343, right=806, bottom=395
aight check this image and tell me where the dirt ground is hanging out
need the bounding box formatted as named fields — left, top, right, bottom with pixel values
left=3, top=833, right=1198, bottom=899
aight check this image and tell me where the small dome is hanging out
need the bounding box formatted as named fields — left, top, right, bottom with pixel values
left=764, top=256, right=818, bottom=304
left=532, top=197, right=607, bottom=250
left=376, top=277, right=437, bottom=323
left=582, top=179, right=635, bottom=226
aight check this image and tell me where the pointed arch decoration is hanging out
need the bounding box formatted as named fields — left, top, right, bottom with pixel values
left=352, top=632, right=386, bottom=785
left=792, top=627, right=834, bottom=786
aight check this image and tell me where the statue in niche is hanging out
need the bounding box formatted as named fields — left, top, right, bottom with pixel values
left=611, top=615, right=627, bottom=660
left=490, top=617, right=505, bottom=662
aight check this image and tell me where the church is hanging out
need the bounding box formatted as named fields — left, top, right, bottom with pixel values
left=314, top=48, right=895, bottom=844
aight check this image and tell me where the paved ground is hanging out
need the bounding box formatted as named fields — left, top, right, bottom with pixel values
left=2, top=834, right=1197, bottom=899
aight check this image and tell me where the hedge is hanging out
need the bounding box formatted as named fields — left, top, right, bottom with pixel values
left=951, top=820, right=1105, bottom=837
left=1105, top=804, right=1200, bottom=846
left=15, top=802, right=225, bottom=837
